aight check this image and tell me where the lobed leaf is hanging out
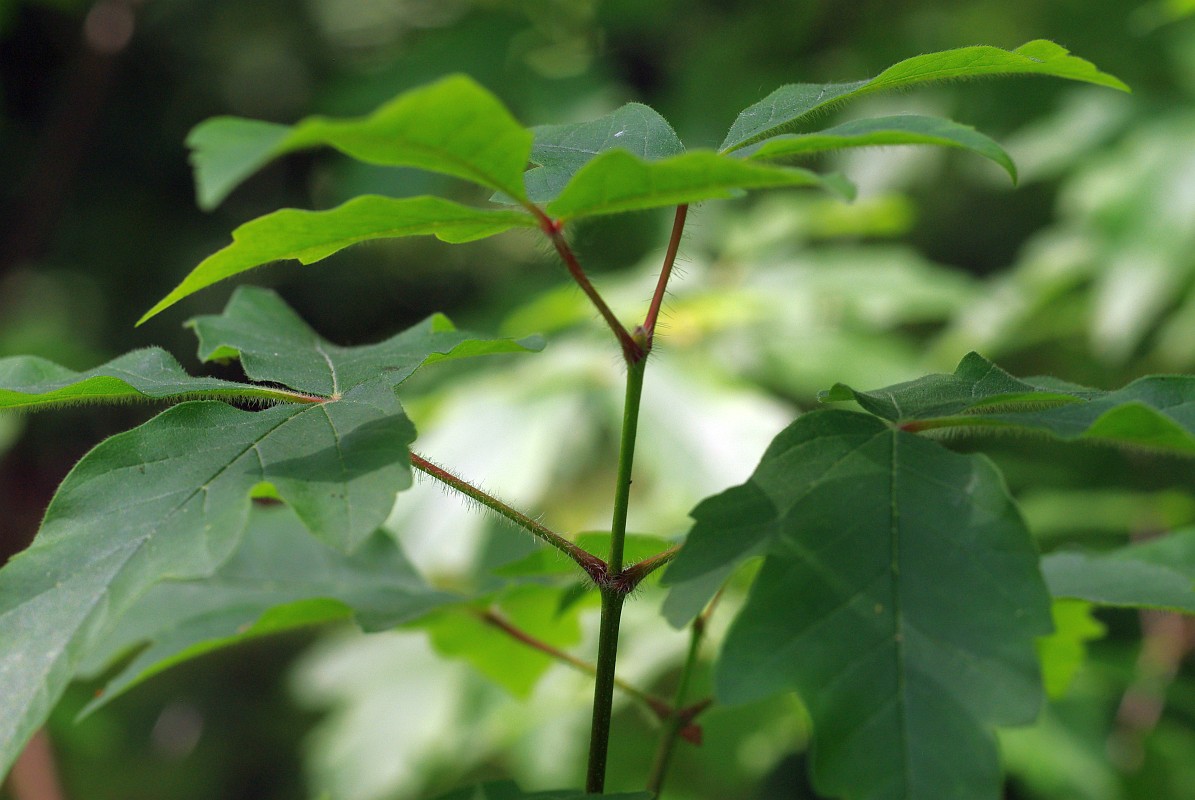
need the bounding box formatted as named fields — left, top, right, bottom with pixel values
left=545, top=150, right=854, bottom=220
left=188, top=286, right=542, bottom=398
left=189, top=74, right=533, bottom=209
left=521, top=103, right=685, bottom=204
left=0, top=380, right=415, bottom=779
left=1042, top=529, right=1195, bottom=613
left=0, top=347, right=311, bottom=410
left=824, top=352, right=1195, bottom=455
left=721, top=40, right=1129, bottom=152
left=79, top=506, right=453, bottom=715
left=140, top=196, right=537, bottom=324
left=665, top=409, right=1052, bottom=799
left=738, top=114, right=1017, bottom=183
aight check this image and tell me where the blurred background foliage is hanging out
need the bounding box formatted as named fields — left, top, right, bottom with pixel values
left=3, top=0, right=1195, bottom=798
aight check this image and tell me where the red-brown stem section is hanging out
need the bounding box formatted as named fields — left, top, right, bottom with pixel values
left=10, top=728, right=67, bottom=800
left=475, top=608, right=677, bottom=721
left=612, top=545, right=681, bottom=594
left=409, top=452, right=608, bottom=583
left=642, top=204, right=690, bottom=347
left=528, top=207, right=644, bottom=364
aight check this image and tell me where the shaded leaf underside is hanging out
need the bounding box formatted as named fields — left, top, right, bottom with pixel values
left=663, top=409, right=1051, bottom=800
left=1042, top=529, right=1195, bottom=613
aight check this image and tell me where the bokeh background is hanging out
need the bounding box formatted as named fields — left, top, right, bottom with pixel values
left=3, top=1, right=1195, bottom=798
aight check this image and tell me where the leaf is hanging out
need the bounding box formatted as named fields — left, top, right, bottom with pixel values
left=0, top=347, right=312, bottom=410
left=78, top=506, right=453, bottom=714
left=720, top=40, right=1129, bottom=152
left=139, top=195, right=537, bottom=324
left=430, top=781, right=650, bottom=800
left=544, top=150, right=854, bottom=220
left=1042, top=529, right=1195, bottom=613
left=189, top=74, right=533, bottom=209
left=1036, top=600, right=1106, bottom=699
left=823, top=351, right=1195, bottom=455
left=187, top=286, right=542, bottom=398
left=666, top=409, right=1052, bottom=799
left=0, top=381, right=413, bottom=778
left=413, top=584, right=585, bottom=698
left=521, top=103, right=685, bottom=203
left=738, top=114, right=1017, bottom=183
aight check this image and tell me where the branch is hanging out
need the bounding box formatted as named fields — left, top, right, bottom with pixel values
left=409, top=452, right=607, bottom=583
left=643, top=204, right=690, bottom=348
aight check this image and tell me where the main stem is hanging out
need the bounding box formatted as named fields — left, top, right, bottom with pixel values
left=585, top=356, right=647, bottom=793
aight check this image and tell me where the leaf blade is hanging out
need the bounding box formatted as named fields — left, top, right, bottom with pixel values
left=1042, top=529, right=1195, bottom=613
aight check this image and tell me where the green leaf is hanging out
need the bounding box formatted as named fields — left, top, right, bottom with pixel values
left=0, top=347, right=311, bottom=410
left=667, top=409, right=1052, bottom=799
left=1036, top=600, right=1106, bottom=699
left=545, top=150, right=854, bottom=220
left=0, top=381, right=413, bottom=778
left=430, top=781, right=650, bottom=800
left=1042, top=529, right=1195, bottom=613
left=824, top=351, right=1195, bottom=455
left=79, top=506, right=453, bottom=714
left=721, top=40, right=1129, bottom=152
left=739, top=114, right=1017, bottom=183
left=139, top=195, right=536, bottom=324
left=189, top=74, right=533, bottom=209
left=413, top=584, right=585, bottom=698
left=521, top=103, right=685, bottom=204
left=187, top=286, right=542, bottom=398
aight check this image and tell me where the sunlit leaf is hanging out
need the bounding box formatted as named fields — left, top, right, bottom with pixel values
left=0, top=347, right=310, bottom=410
left=188, top=286, right=542, bottom=398
left=79, top=506, right=453, bottom=714
left=1042, top=529, right=1195, bottom=613
left=545, top=150, right=854, bottom=220
left=739, top=115, right=1017, bottom=182
left=721, top=40, right=1129, bottom=152
left=824, top=351, right=1195, bottom=455
left=1036, top=600, right=1106, bottom=699
left=140, top=196, right=536, bottom=324
left=521, top=103, right=685, bottom=203
left=666, top=409, right=1051, bottom=799
left=189, top=75, right=533, bottom=209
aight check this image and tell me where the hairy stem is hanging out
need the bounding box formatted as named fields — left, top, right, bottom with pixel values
left=617, top=545, right=681, bottom=593
left=409, top=452, right=607, bottom=582
left=643, top=204, right=690, bottom=345
left=586, top=357, right=648, bottom=793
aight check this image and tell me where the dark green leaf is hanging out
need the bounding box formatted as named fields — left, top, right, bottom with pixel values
left=79, top=506, right=453, bottom=714
left=521, top=103, right=685, bottom=203
left=0, top=381, right=413, bottom=777
left=1042, top=529, right=1195, bottom=613
left=0, top=347, right=309, bottom=410
left=824, top=351, right=1195, bottom=455
left=721, top=40, right=1129, bottom=152
left=739, top=115, right=1017, bottom=182
left=545, top=150, right=854, bottom=220
left=188, top=286, right=542, bottom=398
left=140, top=196, right=536, bottom=324
left=189, top=75, right=533, bottom=209
left=667, top=409, right=1052, bottom=799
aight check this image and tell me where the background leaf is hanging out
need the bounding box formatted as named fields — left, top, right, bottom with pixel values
left=78, top=506, right=453, bottom=715
left=140, top=196, right=537, bottom=324
left=668, top=409, right=1052, bottom=799
left=0, top=347, right=310, bottom=409
left=521, top=103, right=685, bottom=203
left=1042, top=529, right=1195, bottom=612
left=824, top=352, right=1195, bottom=455
left=430, top=780, right=650, bottom=799
left=738, top=114, right=1017, bottom=182
left=544, top=150, right=854, bottom=220
left=720, top=40, right=1129, bottom=152
left=189, top=75, right=533, bottom=210
left=188, top=286, right=542, bottom=398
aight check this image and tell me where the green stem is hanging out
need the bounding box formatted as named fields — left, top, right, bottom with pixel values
left=410, top=452, right=607, bottom=583
left=586, top=357, right=648, bottom=793
left=643, top=204, right=689, bottom=346
left=646, top=620, right=705, bottom=795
